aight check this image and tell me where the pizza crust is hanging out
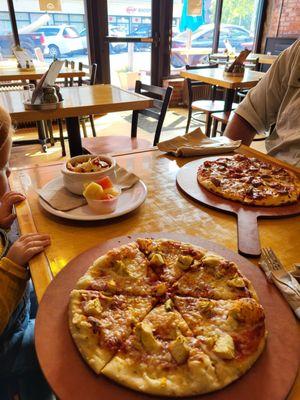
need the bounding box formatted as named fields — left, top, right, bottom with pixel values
left=102, top=352, right=220, bottom=397
left=69, top=290, right=113, bottom=374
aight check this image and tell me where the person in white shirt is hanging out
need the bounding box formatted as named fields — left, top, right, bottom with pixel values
left=225, top=39, right=300, bottom=167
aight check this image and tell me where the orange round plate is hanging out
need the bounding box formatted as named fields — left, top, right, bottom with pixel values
left=35, top=233, right=300, bottom=400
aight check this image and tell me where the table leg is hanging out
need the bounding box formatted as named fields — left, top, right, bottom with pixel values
left=224, top=89, right=235, bottom=112
left=65, top=116, right=82, bottom=157
left=36, top=121, right=48, bottom=152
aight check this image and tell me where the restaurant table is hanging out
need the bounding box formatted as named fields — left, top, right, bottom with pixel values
left=171, top=49, right=278, bottom=66
left=180, top=67, right=265, bottom=111
left=0, top=63, right=86, bottom=82
left=0, top=61, right=87, bottom=150
left=0, top=84, right=153, bottom=156
left=9, top=145, right=300, bottom=398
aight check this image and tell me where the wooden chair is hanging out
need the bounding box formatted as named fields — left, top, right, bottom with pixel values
left=78, top=62, right=98, bottom=139
left=237, top=57, right=259, bottom=102
left=211, top=111, right=233, bottom=137
left=185, top=63, right=237, bottom=136
left=82, top=80, right=173, bottom=154
left=53, top=62, right=97, bottom=156
left=211, top=110, right=268, bottom=141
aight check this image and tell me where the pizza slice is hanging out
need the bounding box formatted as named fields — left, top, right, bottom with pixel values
left=68, top=290, right=155, bottom=374
left=102, top=302, right=220, bottom=397
left=174, top=296, right=266, bottom=388
left=173, top=252, right=257, bottom=300
left=75, top=242, right=166, bottom=297
left=137, top=238, right=205, bottom=284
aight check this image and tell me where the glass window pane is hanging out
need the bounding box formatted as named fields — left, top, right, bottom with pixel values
left=11, top=0, right=88, bottom=64
left=171, top=0, right=216, bottom=74
left=0, top=1, right=13, bottom=58
left=109, top=42, right=151, bottom=88
left=218, top=0, right=258, bottom=53
left=107, top=1, right=152, bottom=38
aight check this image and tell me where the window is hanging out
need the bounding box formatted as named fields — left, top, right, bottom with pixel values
left=4, top=0, right=89, bottom=63
left=218, top=0, right=259, bottom=52
left=63, top=27, right=80, bottom=38
left=0, top=3, right=13, bottom=58
left=36, top=28, right=60, bottom=37
left=171, top=0, right=216, bottom=73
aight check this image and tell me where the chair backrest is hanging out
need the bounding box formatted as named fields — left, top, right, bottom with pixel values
left=185, top=63, right=218, bottom=103
left=64, top=59, right=75, bottom=87
left=132, top=80, right=173, bottom=145
left=78, top=62, right=97, bottom=86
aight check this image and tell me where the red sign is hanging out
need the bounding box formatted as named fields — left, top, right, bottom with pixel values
left=126, top=6, right=137, bottom=14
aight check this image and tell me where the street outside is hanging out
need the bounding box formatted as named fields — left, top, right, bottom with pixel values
left=51, top=49, right=152, bottom=87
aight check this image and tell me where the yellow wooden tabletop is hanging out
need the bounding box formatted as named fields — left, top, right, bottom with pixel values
left=180, top=68, right=265, bottom=89
left=0, top=84, right=153, bottom=122
left=0, top=65, right=86, bottom=82
left=9, top=146, right=300, bottom=399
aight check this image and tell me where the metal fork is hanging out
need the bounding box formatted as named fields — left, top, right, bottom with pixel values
left=261, top=248, right=300, bottom=296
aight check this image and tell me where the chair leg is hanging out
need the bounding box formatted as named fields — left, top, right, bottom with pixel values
left=221, top=122, right=227, bottom=135
left=89, top=115, right=97, bottom=137
left=205, top=114, right=212, bottom=137
left=80, top=119, right=88, bottom=138
left=58, top=119, right=66, bottom=157
left=46, top=120, right=55, bottom=146
left=153, top=119, right=164, bottom=146
left=185, top=107, right=192, bottom=134
left=211, top=119, right=218, bottom=137
left=131, top=111, right=139, bottom=138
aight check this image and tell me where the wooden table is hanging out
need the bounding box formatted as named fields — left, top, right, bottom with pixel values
left=0, top=62, right=87, bottom=150
left=9, top=145, right=300, bottom=398
left=181, top=67, right=265, bottom=111
left=0, top=64, right=86, bottom=82
left=172, top=49, right=277, bottom=66
left=0, top=84, right=153, bottom=156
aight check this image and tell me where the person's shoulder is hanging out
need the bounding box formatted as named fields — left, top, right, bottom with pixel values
left=280, top=39, right=300, bottom=60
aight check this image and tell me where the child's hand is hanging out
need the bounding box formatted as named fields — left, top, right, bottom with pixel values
left=6, top=233, right=51, bottom=267
left=0, top=191, right=26, bottom=229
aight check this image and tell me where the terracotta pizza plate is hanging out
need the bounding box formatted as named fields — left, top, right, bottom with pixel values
left=35, top=233, right=300, bottom=400
left=176, top=157, right=300, bottom=257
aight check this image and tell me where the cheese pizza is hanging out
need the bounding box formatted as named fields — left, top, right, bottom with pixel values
left=197, top=154, right=300, bottom=206
left=69, top=239, right=266, bottom=397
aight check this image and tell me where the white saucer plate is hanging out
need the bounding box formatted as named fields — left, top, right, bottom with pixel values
left=38, top=178, right=147, bottom=221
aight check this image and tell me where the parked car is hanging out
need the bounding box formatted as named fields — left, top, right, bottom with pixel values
left=171, top=23, right=253, bottom=67
left=35, top=25, right=84, bottom=58
left=127, top=24, right=152, bottom=52
left=0, top=32, right=46, bottom=57
left=80, top=27, right=128, bottom=55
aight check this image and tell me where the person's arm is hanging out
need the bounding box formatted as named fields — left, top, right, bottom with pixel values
left=225, top=41, right=299, bottom=143
left=0, top=233, right=50, bottom=335
left=224, top=113, right=257, bottom=145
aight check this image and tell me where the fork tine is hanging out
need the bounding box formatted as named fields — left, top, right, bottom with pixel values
left=262, top=248, right=279, bottom=272
left=267, top=248, right=282, bottom=271
left=261, top=248, right=273, bottom=270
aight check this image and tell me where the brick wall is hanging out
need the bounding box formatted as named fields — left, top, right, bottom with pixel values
left=264, top=0, right=300, bottom=41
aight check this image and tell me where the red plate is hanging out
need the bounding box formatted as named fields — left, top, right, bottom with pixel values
left=35, top=233, right=300, bottom=400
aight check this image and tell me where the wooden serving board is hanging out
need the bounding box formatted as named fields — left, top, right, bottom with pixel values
left=35, top=233, right=300, bottom=400
left=176, top=157, right=300, bottom=257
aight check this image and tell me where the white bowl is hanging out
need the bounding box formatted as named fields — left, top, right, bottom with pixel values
left=61, top=154, right=116, bottom=195
left=86, top=194, right=120, bottom=214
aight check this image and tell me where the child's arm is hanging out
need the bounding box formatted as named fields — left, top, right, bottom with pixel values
left=0, top=191, right=26, bottom=229
left=0, top=233, right=50, bottom=335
